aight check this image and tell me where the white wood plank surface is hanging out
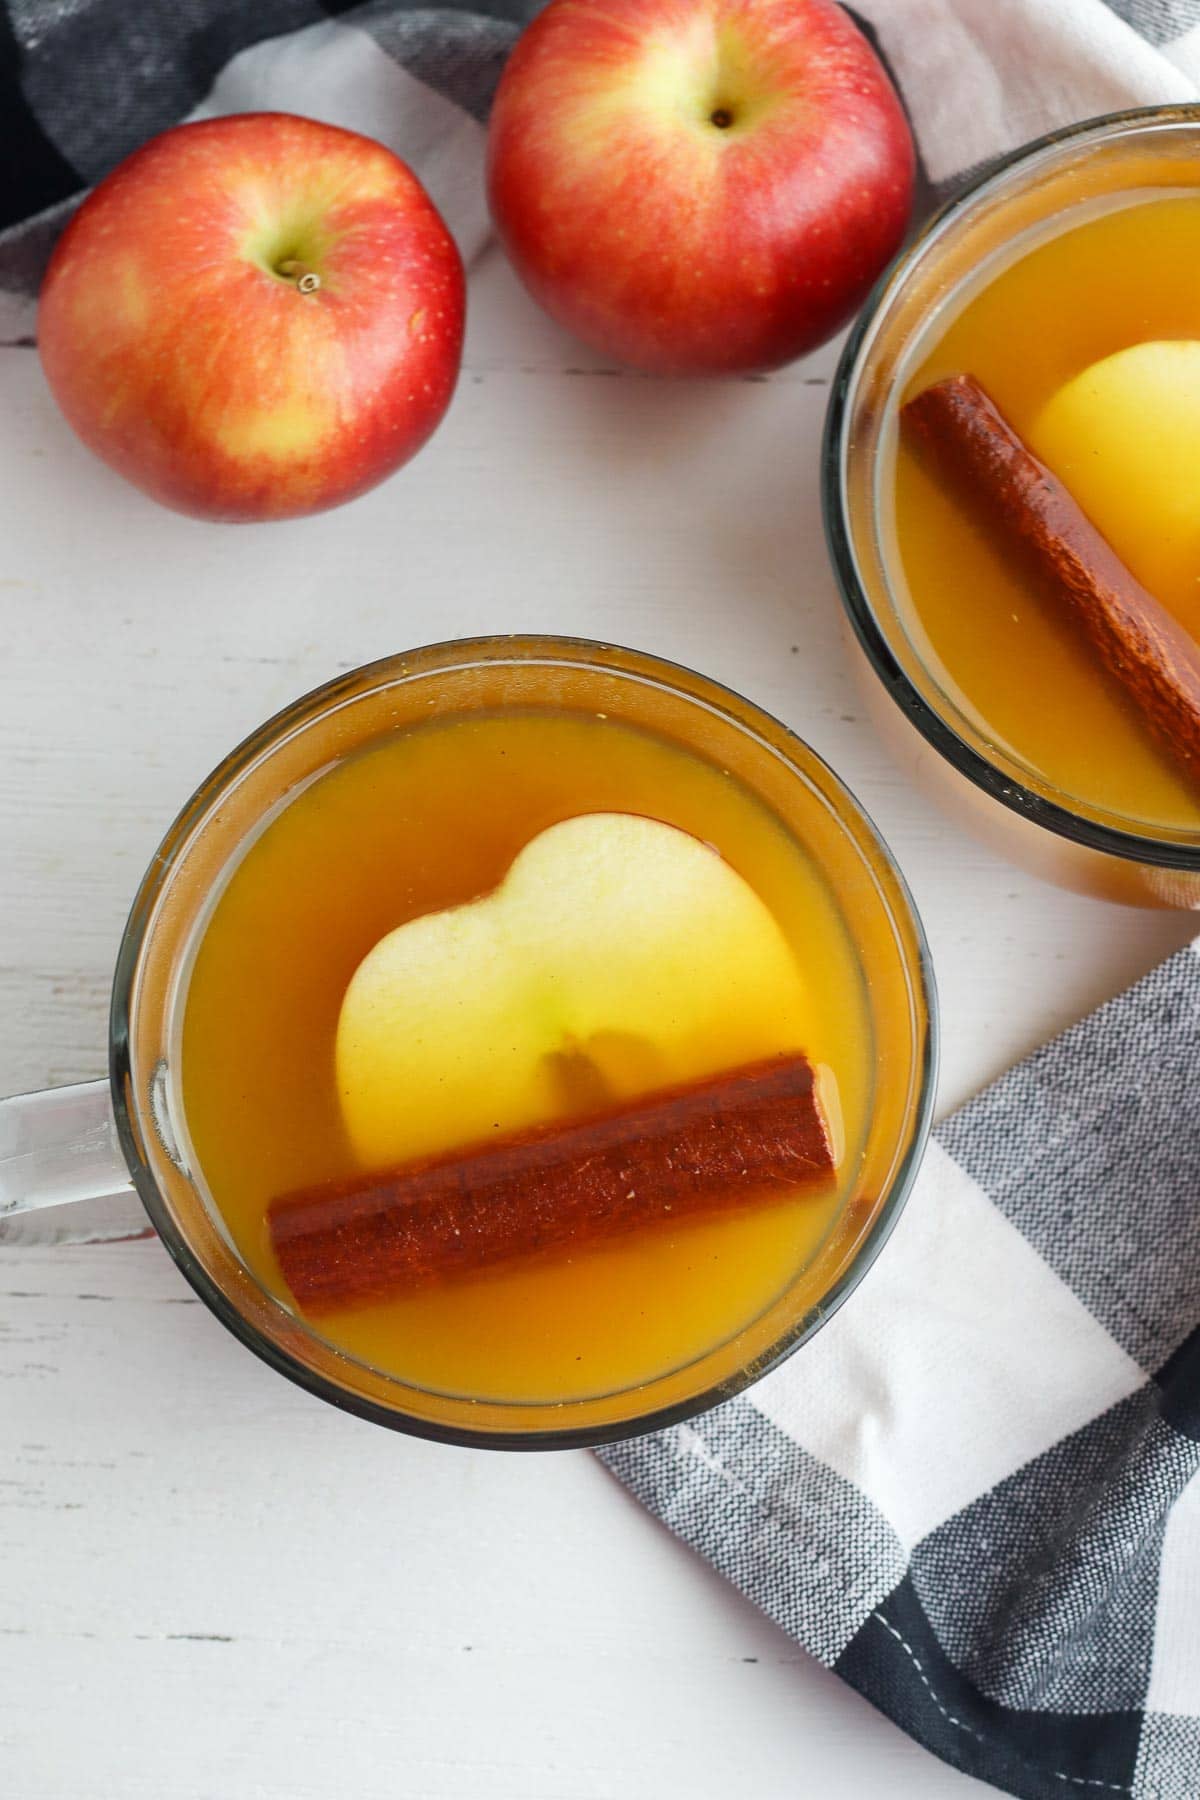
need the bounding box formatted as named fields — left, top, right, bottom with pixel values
left=1, top=244, right=1193, bottom=1799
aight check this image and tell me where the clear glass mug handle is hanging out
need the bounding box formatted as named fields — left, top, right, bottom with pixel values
left=0, top=1080, right=147, bottom=1242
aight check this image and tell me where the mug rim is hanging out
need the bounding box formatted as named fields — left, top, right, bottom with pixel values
left=823, top=102, right=1200, bottom=874
left=109, top=635, right=938, bottom=1450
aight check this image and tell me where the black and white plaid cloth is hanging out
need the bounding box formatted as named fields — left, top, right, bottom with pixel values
left=5, top=2, right=1200, bottom=1795
left=604, top=945, right=1200, bottom=1800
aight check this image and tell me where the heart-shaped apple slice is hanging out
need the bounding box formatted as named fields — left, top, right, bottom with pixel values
left=1031, top=340, right=1200, bottom=612
left=336, top=811, right=818, bottom=1168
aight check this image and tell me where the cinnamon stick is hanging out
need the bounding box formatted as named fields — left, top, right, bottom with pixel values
left=902, top=372, right=1200, bottom=791
left=269, top=1053, right=835, bottom=1314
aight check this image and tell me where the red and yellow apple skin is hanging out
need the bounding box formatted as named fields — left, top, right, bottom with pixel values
left=487, top=0, right=915, bottom=375
left=38, top=113, right=465, bottom=521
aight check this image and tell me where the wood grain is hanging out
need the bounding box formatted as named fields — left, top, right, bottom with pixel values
left=0, top=1241, right=993, bottom=1799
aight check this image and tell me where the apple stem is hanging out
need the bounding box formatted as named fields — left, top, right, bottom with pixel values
left=278, top=258, right=321, bottom=294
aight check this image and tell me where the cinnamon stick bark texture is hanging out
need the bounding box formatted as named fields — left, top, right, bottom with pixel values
left=902, top=373, right=1200, bottom=792
left=270, top=1053, right=835, bottom=1314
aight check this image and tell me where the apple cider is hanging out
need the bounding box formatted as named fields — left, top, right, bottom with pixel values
left=178, top=702, right=882, bottom=1406
left=890, top=191, right=1200, bottom=834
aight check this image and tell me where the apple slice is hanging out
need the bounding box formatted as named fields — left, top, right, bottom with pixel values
left=1031, top=341, right=1200, bottom=609
left=336, top=811, right=818, bottom=1168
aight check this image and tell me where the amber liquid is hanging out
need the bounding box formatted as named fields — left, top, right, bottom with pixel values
left=180, top=708, right=873, bottom=1404
left=892, top=191, right=1200, bottom=832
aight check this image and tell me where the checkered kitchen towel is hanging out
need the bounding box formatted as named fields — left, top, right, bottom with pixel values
left=4, top=1, right=1200, bottom=1795
left=604, top=943, right=1200, bottom=1800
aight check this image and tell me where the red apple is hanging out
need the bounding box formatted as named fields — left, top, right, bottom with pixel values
left=38, top=113, right=465, bottom=521
left=487, top=0, right=914, bottom=375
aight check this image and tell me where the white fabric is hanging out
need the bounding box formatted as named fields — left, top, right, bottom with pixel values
left=1146, top=1469, right=1200, bottom=1715
left=750, top=1142, right=1146, bottom=1550
left=858, top=0, right=1195, bottom=184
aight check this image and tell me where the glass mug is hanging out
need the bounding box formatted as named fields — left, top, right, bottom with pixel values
left=0, top=638, right=935, bottom=1448
left=825, top=105, right=1200, bottom=909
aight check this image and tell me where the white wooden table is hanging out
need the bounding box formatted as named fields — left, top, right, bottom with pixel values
left=2, top=244, right=1194, bottom=1800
